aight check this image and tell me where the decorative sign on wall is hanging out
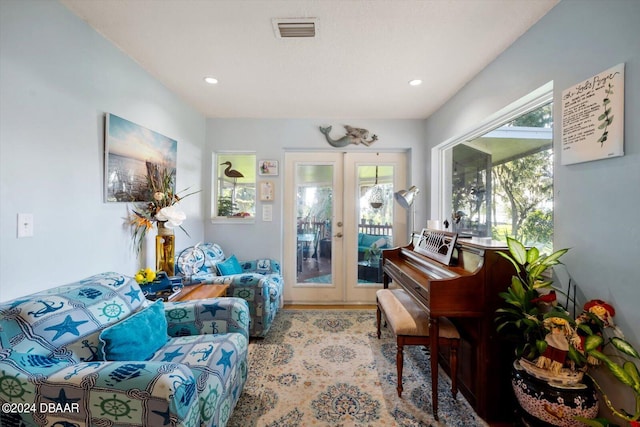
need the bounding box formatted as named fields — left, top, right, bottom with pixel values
left=561, top=63, right=624, bottom=165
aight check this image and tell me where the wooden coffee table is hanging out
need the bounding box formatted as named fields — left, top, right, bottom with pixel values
left=172, top=284, right=229, bottom=302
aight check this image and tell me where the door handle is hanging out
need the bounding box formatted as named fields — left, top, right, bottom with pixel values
left=336, top=222, right=343, bottom=227
left=334, top=232, right=343, bottom=238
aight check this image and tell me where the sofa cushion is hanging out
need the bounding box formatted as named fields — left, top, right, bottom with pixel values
left=217, top=254, right=243, bottom=275
left=359, top=233, right=389, bottom=248
left=176, top=245, right=206, bottom=276
left=99, top=299, right=168, bottom=361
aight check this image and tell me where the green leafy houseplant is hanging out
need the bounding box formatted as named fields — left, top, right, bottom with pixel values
left=495, top=237, right=614, bottom=383
left=495, top=237, right=576, bottom=369
left=364, top=243, right=382, bottom=266
left=576, top=335, right=640, bottom=427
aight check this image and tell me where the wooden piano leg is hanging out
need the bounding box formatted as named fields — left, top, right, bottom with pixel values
left=376, top=302, right=382, bottom=339
left=397, top=339, right=404, bottom=397
left=430, top=317, right=439, bottom=421
left=450, top=338, right=459, bottom=398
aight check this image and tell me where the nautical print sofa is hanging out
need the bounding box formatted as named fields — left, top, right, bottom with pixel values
left=176, top=243, right=283, bottom=338
left=0, top=272, right=249, bottom=427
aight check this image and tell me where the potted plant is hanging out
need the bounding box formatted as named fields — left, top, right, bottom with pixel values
left=577, top=334, right=640, bottom=427
left=364, top=243, right=382, bottom=267
left=495, top=237, right=605, bottom=426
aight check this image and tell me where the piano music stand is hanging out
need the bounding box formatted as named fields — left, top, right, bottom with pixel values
left=414, top=228, right=458, bottom=265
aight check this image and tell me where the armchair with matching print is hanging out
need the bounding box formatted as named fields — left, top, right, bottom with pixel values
left=176, top=243, right=284, bottom=337
left=0, top=272, right=249, bottom=427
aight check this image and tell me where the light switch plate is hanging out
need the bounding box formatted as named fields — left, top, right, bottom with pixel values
left=17, top=213, right=34, bottom=238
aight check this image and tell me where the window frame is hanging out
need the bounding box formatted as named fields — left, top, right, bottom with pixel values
left=430, top=82, right=554, bottom=225
left=211, top=151, right=257, bottom=224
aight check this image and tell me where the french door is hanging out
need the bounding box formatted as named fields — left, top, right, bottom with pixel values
left=283, top=151, right=407, bottom=304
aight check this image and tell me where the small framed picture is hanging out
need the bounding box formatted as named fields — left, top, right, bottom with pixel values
left=259, top=181, right=275, bottom=201
left=259, top=160, right=278, bottom=176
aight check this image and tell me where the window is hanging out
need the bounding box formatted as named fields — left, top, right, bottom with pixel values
left=434, top=84, right=554, bottom=251
left=358, top=164, right=394, bottom=247
left=214, top=153, right=256, bottom=219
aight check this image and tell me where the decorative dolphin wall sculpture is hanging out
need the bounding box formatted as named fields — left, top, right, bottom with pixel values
left=319, top=125, right=378, bottom=147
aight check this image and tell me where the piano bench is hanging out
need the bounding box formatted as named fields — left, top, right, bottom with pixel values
left=376, top=288, right=460, bottom=401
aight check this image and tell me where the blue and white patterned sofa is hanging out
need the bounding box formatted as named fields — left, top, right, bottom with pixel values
left=176, top=243, right=283, bottom=338
left=0, top=272, right=249, bottom=427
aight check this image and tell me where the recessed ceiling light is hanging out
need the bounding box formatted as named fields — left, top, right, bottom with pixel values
left=204, top=77, right=218, bottom=85
left=408, top=79, right=422, bottom=86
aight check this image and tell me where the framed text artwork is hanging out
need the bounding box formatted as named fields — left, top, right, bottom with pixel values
left=259, top=181, right=275, bottom=201
left=259, top=160, right=278, bottom=176
left=561, top=63, right=624, bottom=165
left=104, top=113, right=177, bottom=202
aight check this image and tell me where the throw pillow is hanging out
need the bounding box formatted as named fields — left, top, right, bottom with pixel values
left=99, top=299, right=168, bottom=361
left=372, top=237, right=388, bottom=249
left=217, top=254, right=243, bottom=275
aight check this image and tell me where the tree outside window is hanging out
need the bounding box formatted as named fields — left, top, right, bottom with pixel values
left=449, top=103, right=554, bottom=251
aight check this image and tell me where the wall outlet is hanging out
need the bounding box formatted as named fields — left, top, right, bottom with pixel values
left=17, top=213, right=34, bottom=238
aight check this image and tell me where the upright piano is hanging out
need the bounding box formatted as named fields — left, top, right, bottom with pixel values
left=382, top=230, right=515, bottom=423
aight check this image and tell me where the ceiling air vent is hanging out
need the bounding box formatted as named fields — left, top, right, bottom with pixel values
left=272, top=18, right=318, bottom=39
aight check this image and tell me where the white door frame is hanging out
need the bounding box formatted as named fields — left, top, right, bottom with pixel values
left=283, top=151, right=407, bottom=304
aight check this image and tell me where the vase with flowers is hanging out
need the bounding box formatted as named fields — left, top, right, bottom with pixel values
left=127, top=162, right=198, bottom=276
left=496, top=237, right=621, bottom=426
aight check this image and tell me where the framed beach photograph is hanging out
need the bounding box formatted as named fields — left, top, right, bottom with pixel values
left=104, top=113, right=177, bottom=202
left=258, top=159, right=279, bottom=176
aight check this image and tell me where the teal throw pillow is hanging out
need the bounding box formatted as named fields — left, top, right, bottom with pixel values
left=99, top=299, right=168, bottom=361
left=217, top=254, right=243, bottom=275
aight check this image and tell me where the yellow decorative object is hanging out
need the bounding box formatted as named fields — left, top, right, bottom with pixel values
left=134, top=268, right=157, bottom=284
left=155, top=222, right=175, bottom=276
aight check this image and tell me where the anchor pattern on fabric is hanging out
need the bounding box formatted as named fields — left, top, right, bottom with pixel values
left=27, top=300, right=65, bottom=318
left=190, top=344, right=214, bottom=363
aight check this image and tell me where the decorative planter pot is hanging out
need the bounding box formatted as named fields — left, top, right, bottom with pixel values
left=156, top=222, right=175, bottom=276
left=512, top=360, right=598, bottom=427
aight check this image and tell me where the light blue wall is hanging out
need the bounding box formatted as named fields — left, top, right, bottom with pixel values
left=425, top=0, right=640, bottom=347
left=0, top=1, right=206, bottom=301
left=205, top=119, right=426, bottom=261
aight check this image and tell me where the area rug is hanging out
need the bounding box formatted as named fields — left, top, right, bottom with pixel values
left=228, top=309, right=488, bottom=427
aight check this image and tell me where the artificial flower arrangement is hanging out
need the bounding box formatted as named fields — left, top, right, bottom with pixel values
left=126, top=162, right=198, bottom=254
left=134, top=267, right=157, bottom=285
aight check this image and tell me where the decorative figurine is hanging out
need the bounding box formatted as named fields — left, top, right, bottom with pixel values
left=319, top=125, right=378, bottom=147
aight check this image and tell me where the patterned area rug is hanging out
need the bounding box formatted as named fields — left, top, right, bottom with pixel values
left=228, top=309, right=488, bottom=427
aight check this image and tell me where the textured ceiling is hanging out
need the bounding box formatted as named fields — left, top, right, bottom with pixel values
left=61, top=0, right=559, bottom=119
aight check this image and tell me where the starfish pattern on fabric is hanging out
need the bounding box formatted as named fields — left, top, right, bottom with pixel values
left=201, top=301, right=227, bottom=317
left=160, top=347, right=185, bottom=362
left=216, top=348, right=234, bottom=374
left=44, top=315, right=89, bottom=341
left=124, top=286, right=141, bottom=303
left=42, top=388, right=81, bottom=406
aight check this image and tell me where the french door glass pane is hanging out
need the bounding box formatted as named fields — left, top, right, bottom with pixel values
left=356, top=164, right=394, bottom=284
left=296, top=164, right=333, bottom=284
